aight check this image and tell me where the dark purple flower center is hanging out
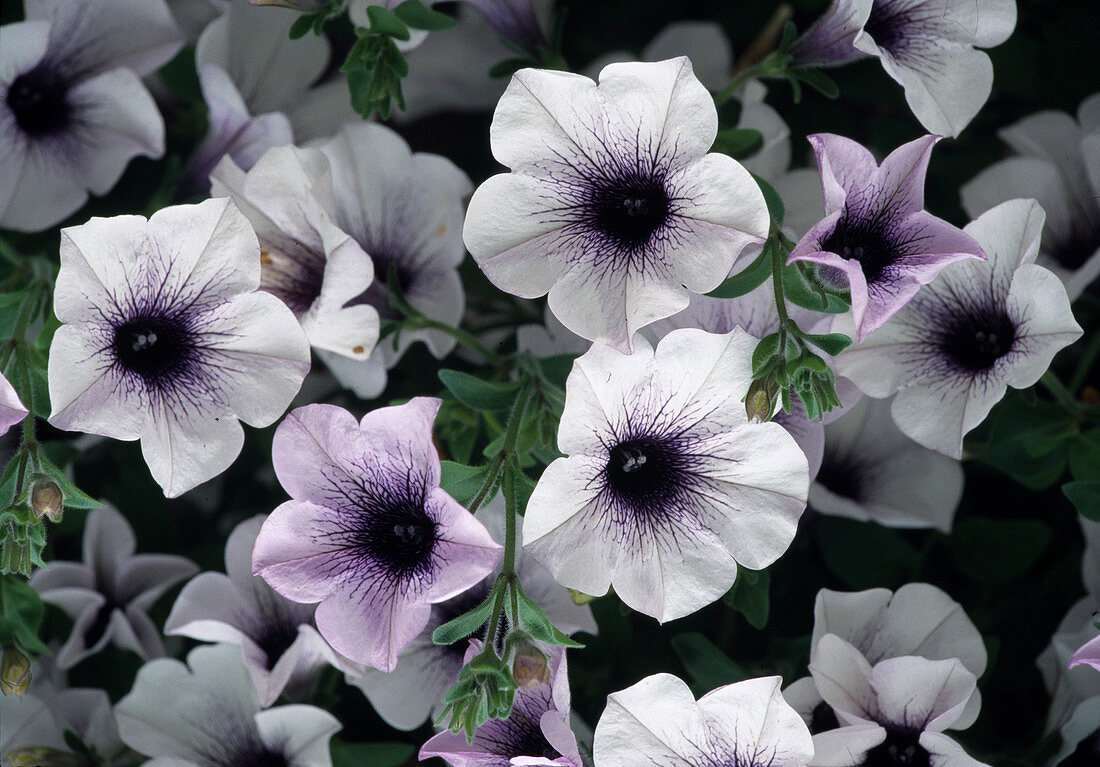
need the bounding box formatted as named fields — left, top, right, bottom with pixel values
left=253, top=614, right=300, bottom=671
left=234, top=749, right=292, bottom=767
left=820, top=213, right=902, bottom=284
left=592, top=177, right=671, bottom=252
left=477, top=690, right=561, bottom=763
left=6, top=64, right=71, bottom=136
left=815, top=454, right=864, bottom=503
left=1047, top=218, right=1100, bottom=271
left=862, top=728, right=930, bottom=767
left=353, top=490, right=438, bottom=581
left=810, top=701, right=840, bottom=733
left=1059, top=727, right=1100, bottom=766
left=938, top=306, right=1017, bottom=373
left=260, top=247, right=325, bottom=316
left=112, top=314, right=198, bottom=383
left=345, top=247, right=415, bottom=320
left=84, top=600, right=120, bottom=649
left=606, top=437, right=678, bottom=505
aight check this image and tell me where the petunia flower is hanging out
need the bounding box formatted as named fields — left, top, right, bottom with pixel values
left=251, top=398, right=502, bottom=671
left=834, top=198, right=1082, bottom=458
left=0, top=371, right=28, bottom=436
left=420, top=641, right=582, bottom=767
left=522, top=328, right=809, bottom=622
left=346, top=495, right=595, bottom=730
left=210, top=145, right=379, bottom=363
left=116, top=643, right=341, bottom=767
left=1072, top=635, right=1100, bottom=673
left=811, top=396, right=964, bottom=531
left=789, top=0, right=1016, bottom=137
left=594, top=674, right=813, bottom=767
left=29, top=505, right=197, bottom=670
left=0, top=0, right=182, bottom=232
left=0, top=687, right=129, bottom=765
left=789, top=133, right=986, bottom=342
left=165, top=515, right=358, bottom=707
left=46, top=197, right=312, bottom=497
left=314, top=123, right=473, bottom=399
left=463, top=57, right=770, bottom=354
left=961, top=92, right=1100, bottom=300
left=808, top=634, right=990, bottom=766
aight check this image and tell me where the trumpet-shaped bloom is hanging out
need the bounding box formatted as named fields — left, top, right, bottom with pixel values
left=1072, top=635, right=1100, bottom=673
left=420, top=642, right=582, bottom=767
left=345, top=496, right=595, bottom=730
left=252, top=399, right=502, bottom=671
left=0, top=0, right=182, bottom=231
left=464, top=57, right=769, bottom=353
left=116, top=644, right=341, bottom=767
left=166, top=515, right=357, bottom=707
left=789, top=0, right=1016, bottom=137
left=523, top=328, right=809, bottom=622
left=594, top=674, right=813, bottom=767
left=961, top=92, right=1100, bottom=300
left=789, top=133, right=985, bottom=342
left=812, top=396, right=964, bottom=531
left=0, top=371, right=27, bottom=435
left=835, top=198, right=1083, bottom=458
left=210, top=145, right=379, bottom=363
left=808, top=635, right=990, bottom=767
left=46, top=198, right=312, bottom=497
left=29, top=505, right=197, bottom=669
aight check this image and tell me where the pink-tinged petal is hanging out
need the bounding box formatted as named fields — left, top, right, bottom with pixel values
left=271, top=404, right=368, bottom=508
left=315, top=586, right=431, bottom=671
left=0, top=371, right=28, bottom=435
left=251, top=500, right=348, bottom=603
left=1070, top=634, right=1100, bottom=672
left=788, top=0, right=873, bottom=68
left=357, top=398, right=444, bottom=486
left=421, top=491, right=502, bottom=602
left=808, top=133, right=880, bottom=212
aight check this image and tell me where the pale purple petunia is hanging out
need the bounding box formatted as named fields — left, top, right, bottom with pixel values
left=46, top=197, right=312, bottom=497
left=420, top=642, right=582, bottom=767
left=166, top=515, right=358, bottom=707
left=29, top=505, right=197, bottom=670
left=789, top=133, right=985, bottom=342
left=463, top=57, right=769, bottom=353
left=252, top=398, right=502, bottom=671
left=1072, top=634, right=1100, bottom=674
left=0, top=370, right=28, bottom=435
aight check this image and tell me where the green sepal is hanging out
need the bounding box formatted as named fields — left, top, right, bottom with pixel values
left=393, top=0, right=457, bottom=30
left=432, top=580, right=502, bottom=645
left=1063, top=481, right=1100, bottom=522
left=366, top=5, right=411, bottom=39
left=712, top=128, right=763, bottom=160
left=722, top=565, right=770, bottom=629
left=708, top=241, right=773, bottom=299
left=513, top=582, right=584, bottom=648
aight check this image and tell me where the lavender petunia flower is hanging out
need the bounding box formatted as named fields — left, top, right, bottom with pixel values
left=0, top=0, right=182, bottom=232
left=594, top=674, right=813, bottom=767
left=29, top=505, right=197, bottom=670
left=166, top=515, right=358, bottom=707
left=0, top=371, right=28, bottom=436
left=116, top=644, right=341, bottom=767
left=808, top=635, right=990, bottom=767
left=961, top=92, right=1100, bottom=300
left=210, top=145, right=379, bottom=363
left=252, top=398, right=502, bottom=671
left=346, top=496, right=595, bottom=730
left=1072, top=635, right=1100, bottom=674
left=834, top=198, right=1083, bottom=458
left=811, top=396, right=964, bottom=531
left=46, top=197, right=311, bottom=497
left=789, top=133, right=985, bottom=342
left=790, top=0, right=1016, bottom=137
left=522, top=328, right=809, bottom=622
left=315, top=123, right=473, bottom=399
left=463, top=57, right=770, bottom=354
left=420, top=642, right=582, bottom=767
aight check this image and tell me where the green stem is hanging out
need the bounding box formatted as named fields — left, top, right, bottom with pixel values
left=1041, top=370, right=1080, bottom=413
left=467, top=453, right=504, bottom=515
left=1070, top=331, right=1100, bottom=394
left=770, top=238, right=790, bottom=353
left=714, top=59, right=774, bottom=106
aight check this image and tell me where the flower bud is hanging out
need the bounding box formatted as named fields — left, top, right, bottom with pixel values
left=30, top=479, right=63, bottom=523
left=511, top=639, right=549, bottom=688
left=744, top=377, right=779, bottom=423
left=1, top=645, right=30, bottom=696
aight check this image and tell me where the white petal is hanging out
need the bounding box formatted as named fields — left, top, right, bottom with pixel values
left=140, top=401, right=246, bottom=499
left=594, top=674, right=706, bottom=767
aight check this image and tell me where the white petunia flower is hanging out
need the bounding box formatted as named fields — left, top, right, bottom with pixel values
left=116, top=644, right=341, bottom=767
left=811, top=396, right=964, bottom=531
left=835, top=198, right=1082, bottom=459
left=46, top=197, right=311, bottom=498
left=961, top=92, right=1100, bottom=300
left=808, top=634, right=990, bottom=766
left=464, top=57, right=770, bottom=353
left=0, top=0, right=182, bottom=232
left=594, top=674, right=813, bottom=767
left=314, top=122, right=472, bottom=399
left=210, top=145, right=379, bottom=363
left=345, top=495, right=596, bottom=730
left=165, top=515, right=358, bottom=707
left=1, top=687, right=128, bottom=765
left=523, top=328, right=809, bottom=622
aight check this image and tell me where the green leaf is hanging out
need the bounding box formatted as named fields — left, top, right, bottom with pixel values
left=722, top=566, right=770, bottom=629
left=708, top=241, right=773, bottom=299
left=712, top=128, right=763, bottom=159
left=289, top=14, right=318, bottom=39
left=393, top=0, right=457, bottom=30
left=439, top=369, right=521, bottom=412
left=515, top=586, right=583, bottom=648
left=788, top=66, right=840, bottom=99
left=670, top=632, right=749, bottom=691
left=815, top=517, right=920, bottom=589
left=799, top=331, right=852, bottom=357
left=751, top=332, right=783, bottom=377
left=1063, top=481, right=1100, bottom=522
left=366, top=5, right=411, bottom=39
left=0, top=574, right=49, bottom=653
left=440, top=461, right=487, bottom=504
left=488, top=57, right=533, bottom=79
left=536, top=354, right=574, bottom=387
left=331, top=741, right=416, bottom=767
left=752, top=174, right=784, bottom=226
left=948, top=517, right=1052, bottom=583
left=1069, top=431, right=1100, bottom=481
left=433, top=582, right=500, bottom=645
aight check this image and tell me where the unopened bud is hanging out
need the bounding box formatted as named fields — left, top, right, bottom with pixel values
left=511, top=640, right=549, bottom=688
left=30, top=480, right=63, bottom=523
left=745, top=377, right=779, bottom=422
left=1, top=645, right=30, bottom=696
left=6, top=747, right=88, bottom=767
